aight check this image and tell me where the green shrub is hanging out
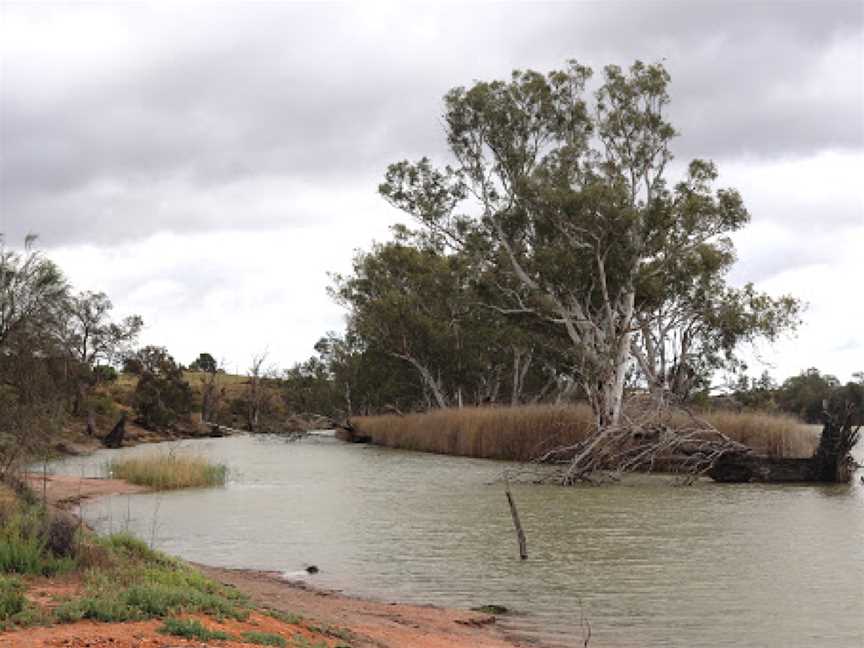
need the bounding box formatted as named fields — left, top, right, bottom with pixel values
left=0, top=507, right=76, bottom=576
left=159, top=617, right=232, bottom=641
left=55, top=535, right=249, bottom=624
left=0, top=577, right=25, bottom=620
left=242, top=630, right=288, bottom=647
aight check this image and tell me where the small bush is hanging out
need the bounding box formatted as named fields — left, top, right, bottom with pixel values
left=242, top=630, right=288, bottom=646
left=0, top=507, right=75, bottom=576
left=160, top=617, right=233, bottom=641
left=0, top=577, right=25, bottom=620
left=109, top=454, right=228, bottom=490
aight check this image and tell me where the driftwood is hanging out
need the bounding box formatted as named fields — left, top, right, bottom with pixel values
left=102, top=412, right=127, bottom=449
left=530, top=397, right=860, bottom=485
left=710, top=402, right=860, bottom=484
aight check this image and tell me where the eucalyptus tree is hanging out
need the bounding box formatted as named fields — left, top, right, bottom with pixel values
left=331, top=240, right=484, bottom=408
left=379, top=60, right=768, bottom=431
left=632, top=238, right=801, bottom=401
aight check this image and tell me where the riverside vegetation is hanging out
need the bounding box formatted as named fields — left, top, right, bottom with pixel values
left=0, top=483, right=352, bottom=647
left=350, top=405, right=818, bottom=463
left=109, top=454, right=228, bottom=490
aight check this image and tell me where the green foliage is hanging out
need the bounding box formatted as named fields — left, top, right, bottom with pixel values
left=189, top=352, right=218, bottom=373
left=242, top=630, right=288, bottom=646
left=0, top=577, right=26, bottom=619
left=55, top=532, right=249, bottom=624
left=131, top=346, right=193, bottom=429
left=0, top=506, right=76, bottom=576
left=373, top=59, right=802, bottom=420
left=93, top=365, right=118, bottom=383
left=159, top=617, right=233, bottom=640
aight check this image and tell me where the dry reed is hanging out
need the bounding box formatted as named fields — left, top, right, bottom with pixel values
left=109, top=454, right=228, bottom=490
left=352, top=405, right=817, bottom=463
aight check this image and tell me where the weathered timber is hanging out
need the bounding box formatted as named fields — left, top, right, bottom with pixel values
left=709, top=404, right=860, bottom=484
left=102, top=412, right=127, bottom=449
left=709, top=455, right=819, bottom=483
left=505, top=482, right=528, bottom=560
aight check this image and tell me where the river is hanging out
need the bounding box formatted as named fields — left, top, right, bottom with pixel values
left=47, top=435, right=864, bottom=648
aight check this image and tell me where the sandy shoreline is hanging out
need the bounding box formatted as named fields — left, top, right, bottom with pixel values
left=11, top=472, right=530, bottom=648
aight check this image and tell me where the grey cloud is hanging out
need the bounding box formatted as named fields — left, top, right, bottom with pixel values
left=1, top=1, right=861, bottom=246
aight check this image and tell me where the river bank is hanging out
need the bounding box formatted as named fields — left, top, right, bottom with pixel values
left=3, top=471, right=529, bottom=648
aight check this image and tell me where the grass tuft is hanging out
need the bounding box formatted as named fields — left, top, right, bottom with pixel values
left=242, top=630, right=288, bottom=646
left=159, top=617, right=233, bottom=641
left=109, top=454, right=228, bottom=490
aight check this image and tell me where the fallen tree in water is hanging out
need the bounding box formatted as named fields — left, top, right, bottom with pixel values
left=708, top=401, right=860, bottom=483
left=535, top=398, right=859, bottom=485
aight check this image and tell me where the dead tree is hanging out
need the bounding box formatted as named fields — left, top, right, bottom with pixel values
left=710, top=401, right=860, bottom=483
left=531, top=397, right=750, bottom=485
left=531, top=396, right=860, bottom=485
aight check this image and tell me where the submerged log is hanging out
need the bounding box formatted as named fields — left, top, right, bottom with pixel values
left=709, top=404, right=860, bottom=484
left=102, top=412, right=127, bottom=449
left=332, top=418, right=371, bottom=443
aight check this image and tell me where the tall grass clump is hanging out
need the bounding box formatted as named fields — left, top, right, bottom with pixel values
left=109, top=454, right=227, bottom=490
left=353, top=404, right=817, bottom=462
left=0, top=506, right=76, bottom=576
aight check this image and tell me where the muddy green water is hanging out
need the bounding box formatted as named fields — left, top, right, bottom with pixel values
left=49, top=435, right=863, bottom=647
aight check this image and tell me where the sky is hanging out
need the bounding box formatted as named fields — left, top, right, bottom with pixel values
left=1, top=0, right=862, bottom=381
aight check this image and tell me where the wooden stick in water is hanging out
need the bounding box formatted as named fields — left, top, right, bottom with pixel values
left=505, top=480, right=528, bottom=560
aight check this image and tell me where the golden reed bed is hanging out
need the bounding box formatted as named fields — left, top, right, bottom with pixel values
left=351, top=404, right=816, bottom=463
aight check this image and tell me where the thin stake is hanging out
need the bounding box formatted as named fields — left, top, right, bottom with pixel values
left=505, top=479, right=528, bottom=560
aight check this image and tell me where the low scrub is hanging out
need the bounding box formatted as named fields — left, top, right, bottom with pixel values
left=352, top=404, right=817, bottom=462
left=242, top=630, right=288, bottom=646
left=109, top=454, right=227, bottom=490
left=0, top=506, right=76, bottom=576
left=54, top=535, right=249, bottom=624
left=159, top=617, right=233, bottom=641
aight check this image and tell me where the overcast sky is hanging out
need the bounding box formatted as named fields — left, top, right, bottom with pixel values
left=1, top=0, right=862, bottom=381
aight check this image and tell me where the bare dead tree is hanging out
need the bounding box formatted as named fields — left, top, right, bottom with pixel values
left=245, top=351, right=269, bottom=432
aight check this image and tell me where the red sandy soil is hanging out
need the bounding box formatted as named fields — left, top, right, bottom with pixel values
left=25, top=474, right=149, bottom=509
left=1, top=610, right=343, bottom=648
left=4, top=475, right=527, bottom=648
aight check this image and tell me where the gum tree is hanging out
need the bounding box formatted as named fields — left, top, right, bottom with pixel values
left=381, top=61, right=761, bottom=431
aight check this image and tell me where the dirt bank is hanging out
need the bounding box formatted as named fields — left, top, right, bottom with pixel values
left=197, top=565, right=526, bottom=648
